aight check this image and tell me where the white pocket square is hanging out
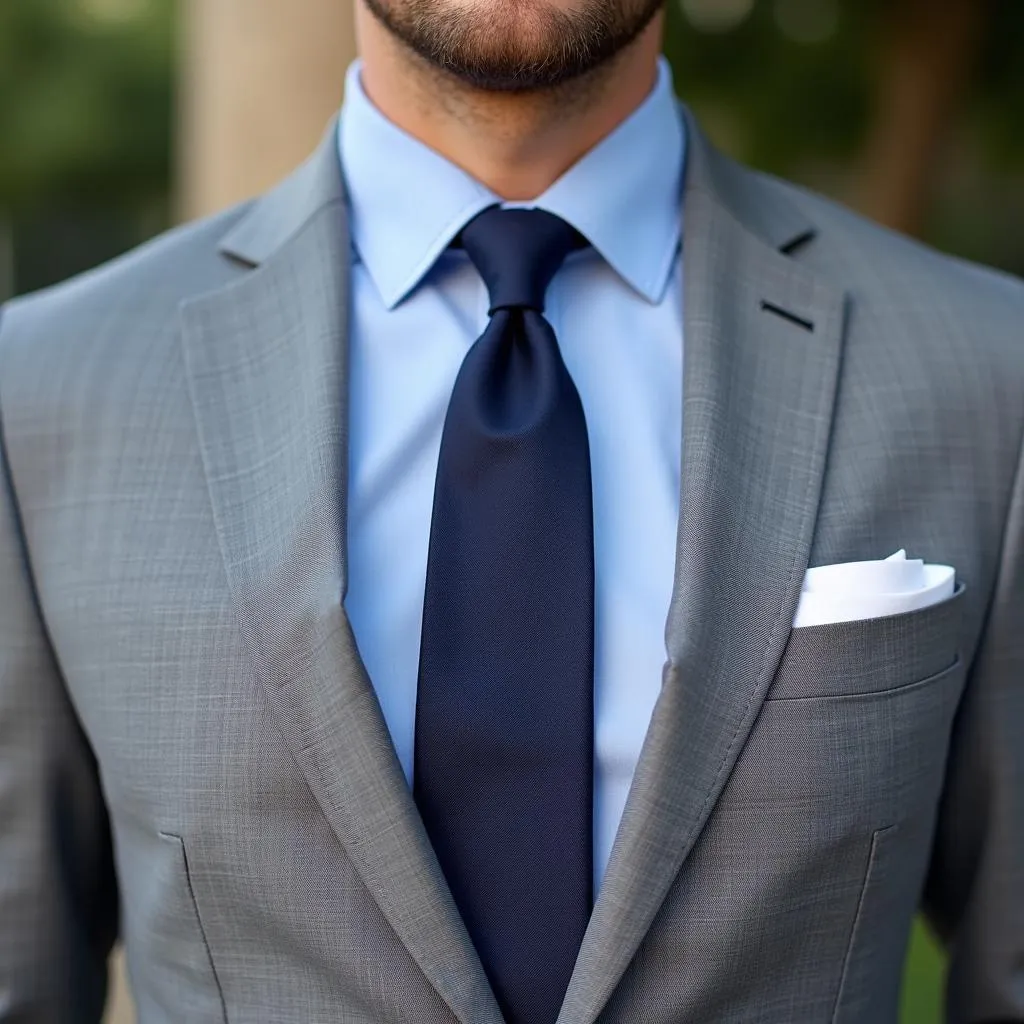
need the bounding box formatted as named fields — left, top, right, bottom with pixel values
left=792, top=549, right=956, bottom=628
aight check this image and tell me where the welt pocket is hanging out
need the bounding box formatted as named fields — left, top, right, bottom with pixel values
left=766, top=581, right=965, bottom=700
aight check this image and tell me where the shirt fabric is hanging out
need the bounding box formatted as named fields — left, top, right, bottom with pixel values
left=339, top=55, right=686, bottom=893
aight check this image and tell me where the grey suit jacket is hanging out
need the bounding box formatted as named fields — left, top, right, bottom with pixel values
left=1, top=105, right=1022, bottom=1024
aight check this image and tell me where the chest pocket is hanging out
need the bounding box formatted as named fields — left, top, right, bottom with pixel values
left=744, top=582, right=969, bottom=858
left=768, top=581, right=965, bottom=701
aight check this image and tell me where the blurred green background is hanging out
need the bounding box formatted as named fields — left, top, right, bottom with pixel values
left=2, top=0, right=1021, bottom=1020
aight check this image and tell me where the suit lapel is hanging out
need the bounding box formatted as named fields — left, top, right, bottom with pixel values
left=557, top=114, right=848, bottom=1024
left=179, top=123, right=502, bottom=1024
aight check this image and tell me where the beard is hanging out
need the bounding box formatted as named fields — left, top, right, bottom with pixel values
left=361, top=0, right=665, bottom=92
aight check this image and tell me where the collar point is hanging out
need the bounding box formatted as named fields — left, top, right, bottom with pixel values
left=379, top=287, right=411, bottom=312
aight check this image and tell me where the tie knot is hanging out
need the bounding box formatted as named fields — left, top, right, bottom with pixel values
left=456, top=205, right=586, bottom=314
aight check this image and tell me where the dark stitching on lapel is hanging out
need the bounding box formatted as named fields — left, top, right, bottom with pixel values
left=761, top=300, right=815, bottom=332
left=780, top=229, right=816, bottom=256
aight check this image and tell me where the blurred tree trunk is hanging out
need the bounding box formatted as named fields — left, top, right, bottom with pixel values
left=104, top=949, right=134, bottom=1024
left=856, top=0, right=987, bottom=236
left=178, top=0, right=357, bottom=220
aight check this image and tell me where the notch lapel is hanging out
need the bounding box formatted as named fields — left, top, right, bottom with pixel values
left=557, top=115, right=848, bottom=1024
left=179, top=124, right=502, bottom=1024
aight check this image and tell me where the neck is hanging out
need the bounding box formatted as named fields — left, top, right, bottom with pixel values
left=354, top=7, right=664, bottom=201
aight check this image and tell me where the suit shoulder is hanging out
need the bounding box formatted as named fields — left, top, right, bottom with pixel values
left=0, top=202, right=258, bottom=454
left=746, top=168, right=1024, bottom=457
left=756, top=169, right=1024, bottom=336
left=0, top=201, right=254, bottom=373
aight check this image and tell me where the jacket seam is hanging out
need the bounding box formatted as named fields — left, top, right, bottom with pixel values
left=830, top=823, right=898, bottom=1021
left=158, top=831, right=229, bottom=1022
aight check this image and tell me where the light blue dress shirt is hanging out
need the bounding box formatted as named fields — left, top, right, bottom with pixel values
left=340, top=55, right=685, bottom=892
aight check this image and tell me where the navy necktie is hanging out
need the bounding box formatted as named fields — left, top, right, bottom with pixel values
left=414, top=205, right=595, bottom=1024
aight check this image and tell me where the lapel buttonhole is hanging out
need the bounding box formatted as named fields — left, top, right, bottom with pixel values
left=761, top=299, right=815, bottom=332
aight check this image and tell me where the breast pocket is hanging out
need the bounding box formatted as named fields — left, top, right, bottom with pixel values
left=750, top=582, right=968, bottom=851
left=768, top=581, right=966, bottom=700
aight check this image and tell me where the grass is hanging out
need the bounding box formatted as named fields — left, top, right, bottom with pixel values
left=900, top=918, right=945, bottom=1024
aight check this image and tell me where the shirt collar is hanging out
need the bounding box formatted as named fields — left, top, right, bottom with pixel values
left=339, top=55, right=685, bottom=309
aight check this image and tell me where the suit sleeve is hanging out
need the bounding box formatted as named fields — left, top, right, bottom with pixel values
left=0, top=306, right=118, bottom=1022
left=922, top=428, right=1024, bottom=1022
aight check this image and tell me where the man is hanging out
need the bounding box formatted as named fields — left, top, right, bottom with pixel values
left=0, top=0, right=1021, bottom=1017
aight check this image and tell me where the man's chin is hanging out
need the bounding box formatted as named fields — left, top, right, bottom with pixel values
left=362, top=0, right=641, bottom=92
left=428, top=55, right=599, bottom=94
